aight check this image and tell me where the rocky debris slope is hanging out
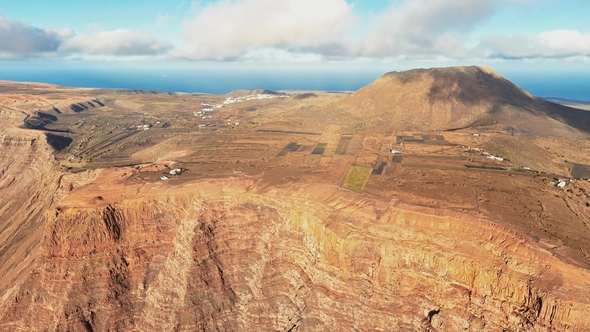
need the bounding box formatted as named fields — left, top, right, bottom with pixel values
left=1, top=174, right=589, bottom=331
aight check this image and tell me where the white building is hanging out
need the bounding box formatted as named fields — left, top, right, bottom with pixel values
left=169, top=168, right=182, bottom=175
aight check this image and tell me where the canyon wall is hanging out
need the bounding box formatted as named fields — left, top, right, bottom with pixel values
left=1, top=175, right=589, bottom=331
left=0, top=108, right=61, bottom=298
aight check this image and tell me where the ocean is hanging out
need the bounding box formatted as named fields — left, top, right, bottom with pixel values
left=1, top=62, right=589, bottom=101
left=0, top=66, right=382, bottom=94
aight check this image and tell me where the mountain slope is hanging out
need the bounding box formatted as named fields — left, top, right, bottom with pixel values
left=338, top=66, right=590, bottom=135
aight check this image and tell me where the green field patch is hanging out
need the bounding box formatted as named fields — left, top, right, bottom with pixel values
left=311, top=142, right=327, bottom=155
left=343, top=166, right=373, bottom=191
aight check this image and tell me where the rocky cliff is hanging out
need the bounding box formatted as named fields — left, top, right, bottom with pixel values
left=1, top=171, right=589, bottom=331
left=0, top=107, right=61, bottom=299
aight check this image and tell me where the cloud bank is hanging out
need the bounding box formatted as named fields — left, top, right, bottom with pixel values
left=485, top=30, right=590, bottom=59
left=178, top=0, right=590, bottom=62
left=358, top=0, right=511, bottom=58
left=1, top=0, right=590, bottom=62
left=178, top=0, right=356, bottom=60
left=59, top=29, right=172, bottom=56
left=0, top=11, right=170, bottom=59
left=0, top=12, right=73, bottom=58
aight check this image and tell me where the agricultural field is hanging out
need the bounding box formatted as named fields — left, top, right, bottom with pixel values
left=343, top=166, right=373, bottom=191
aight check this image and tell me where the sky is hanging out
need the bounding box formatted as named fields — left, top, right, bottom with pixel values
left=0, top=0, right=589, bottom=96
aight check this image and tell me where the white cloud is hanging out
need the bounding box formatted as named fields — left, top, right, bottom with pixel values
left=0, top=12, right=171, bottom=59
left=176, top=0, right=545, bottom=61
left=357, top=0, right=534, bottom=59
left=178, top=0, right=356, bottom=60
left=59, top=29, right=172, bottom=56
left=2, top=1, right=589, bottom=63
left=0, top=11, right=73, bottom=58
left=485, top=30, right=590, bottom=59
left=238, top=47, right=323, bottom=62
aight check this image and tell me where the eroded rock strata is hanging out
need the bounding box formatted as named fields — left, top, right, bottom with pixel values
left=0, top=108, right=61, bottom=300
left=1, top=175, right=589, bottom=331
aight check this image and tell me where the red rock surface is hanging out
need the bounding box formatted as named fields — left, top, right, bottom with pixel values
left=1, top=168, right=590, bottom=331
left=0, top=107, right=60, bottom=300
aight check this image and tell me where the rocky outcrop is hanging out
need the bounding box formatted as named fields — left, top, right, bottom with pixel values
left=45, top=99, right=105, bottom=115
left=1, top=176, right=589, bottom=331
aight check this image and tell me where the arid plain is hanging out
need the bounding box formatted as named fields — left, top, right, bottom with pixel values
left=1, top=66, right=590, bottom=331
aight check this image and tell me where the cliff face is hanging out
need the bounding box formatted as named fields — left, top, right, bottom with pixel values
left=1, top=175, right=589, bottom=331
left=0, top=108, right=61, bottom=298
left=0, top=105, right=100, bottom=325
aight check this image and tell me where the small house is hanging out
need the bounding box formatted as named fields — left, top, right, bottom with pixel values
left=169, top=168, right=182, bottom=175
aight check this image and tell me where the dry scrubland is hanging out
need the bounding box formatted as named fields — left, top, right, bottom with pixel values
left=1, top=67, right=590, bottom=330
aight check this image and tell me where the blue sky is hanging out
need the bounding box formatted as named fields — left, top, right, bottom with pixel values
left=0, top=0, right=589, bottom=72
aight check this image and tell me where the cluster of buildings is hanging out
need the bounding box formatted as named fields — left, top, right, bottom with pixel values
left=467, top=147, right=504, bottom=162
left=222, top=93, right=289, bottom=105
left=482, top=151, right=504, bottom=162
left=194, top=103, right=218, bottom=118
left=193, top=94, right=289, bottom=119
left=161, top=168, right=183, bottom=181
left=193, top=95, right=288, bottom=127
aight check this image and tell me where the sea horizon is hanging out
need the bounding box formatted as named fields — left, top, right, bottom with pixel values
left=1, top=63, right=589, bottom=102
